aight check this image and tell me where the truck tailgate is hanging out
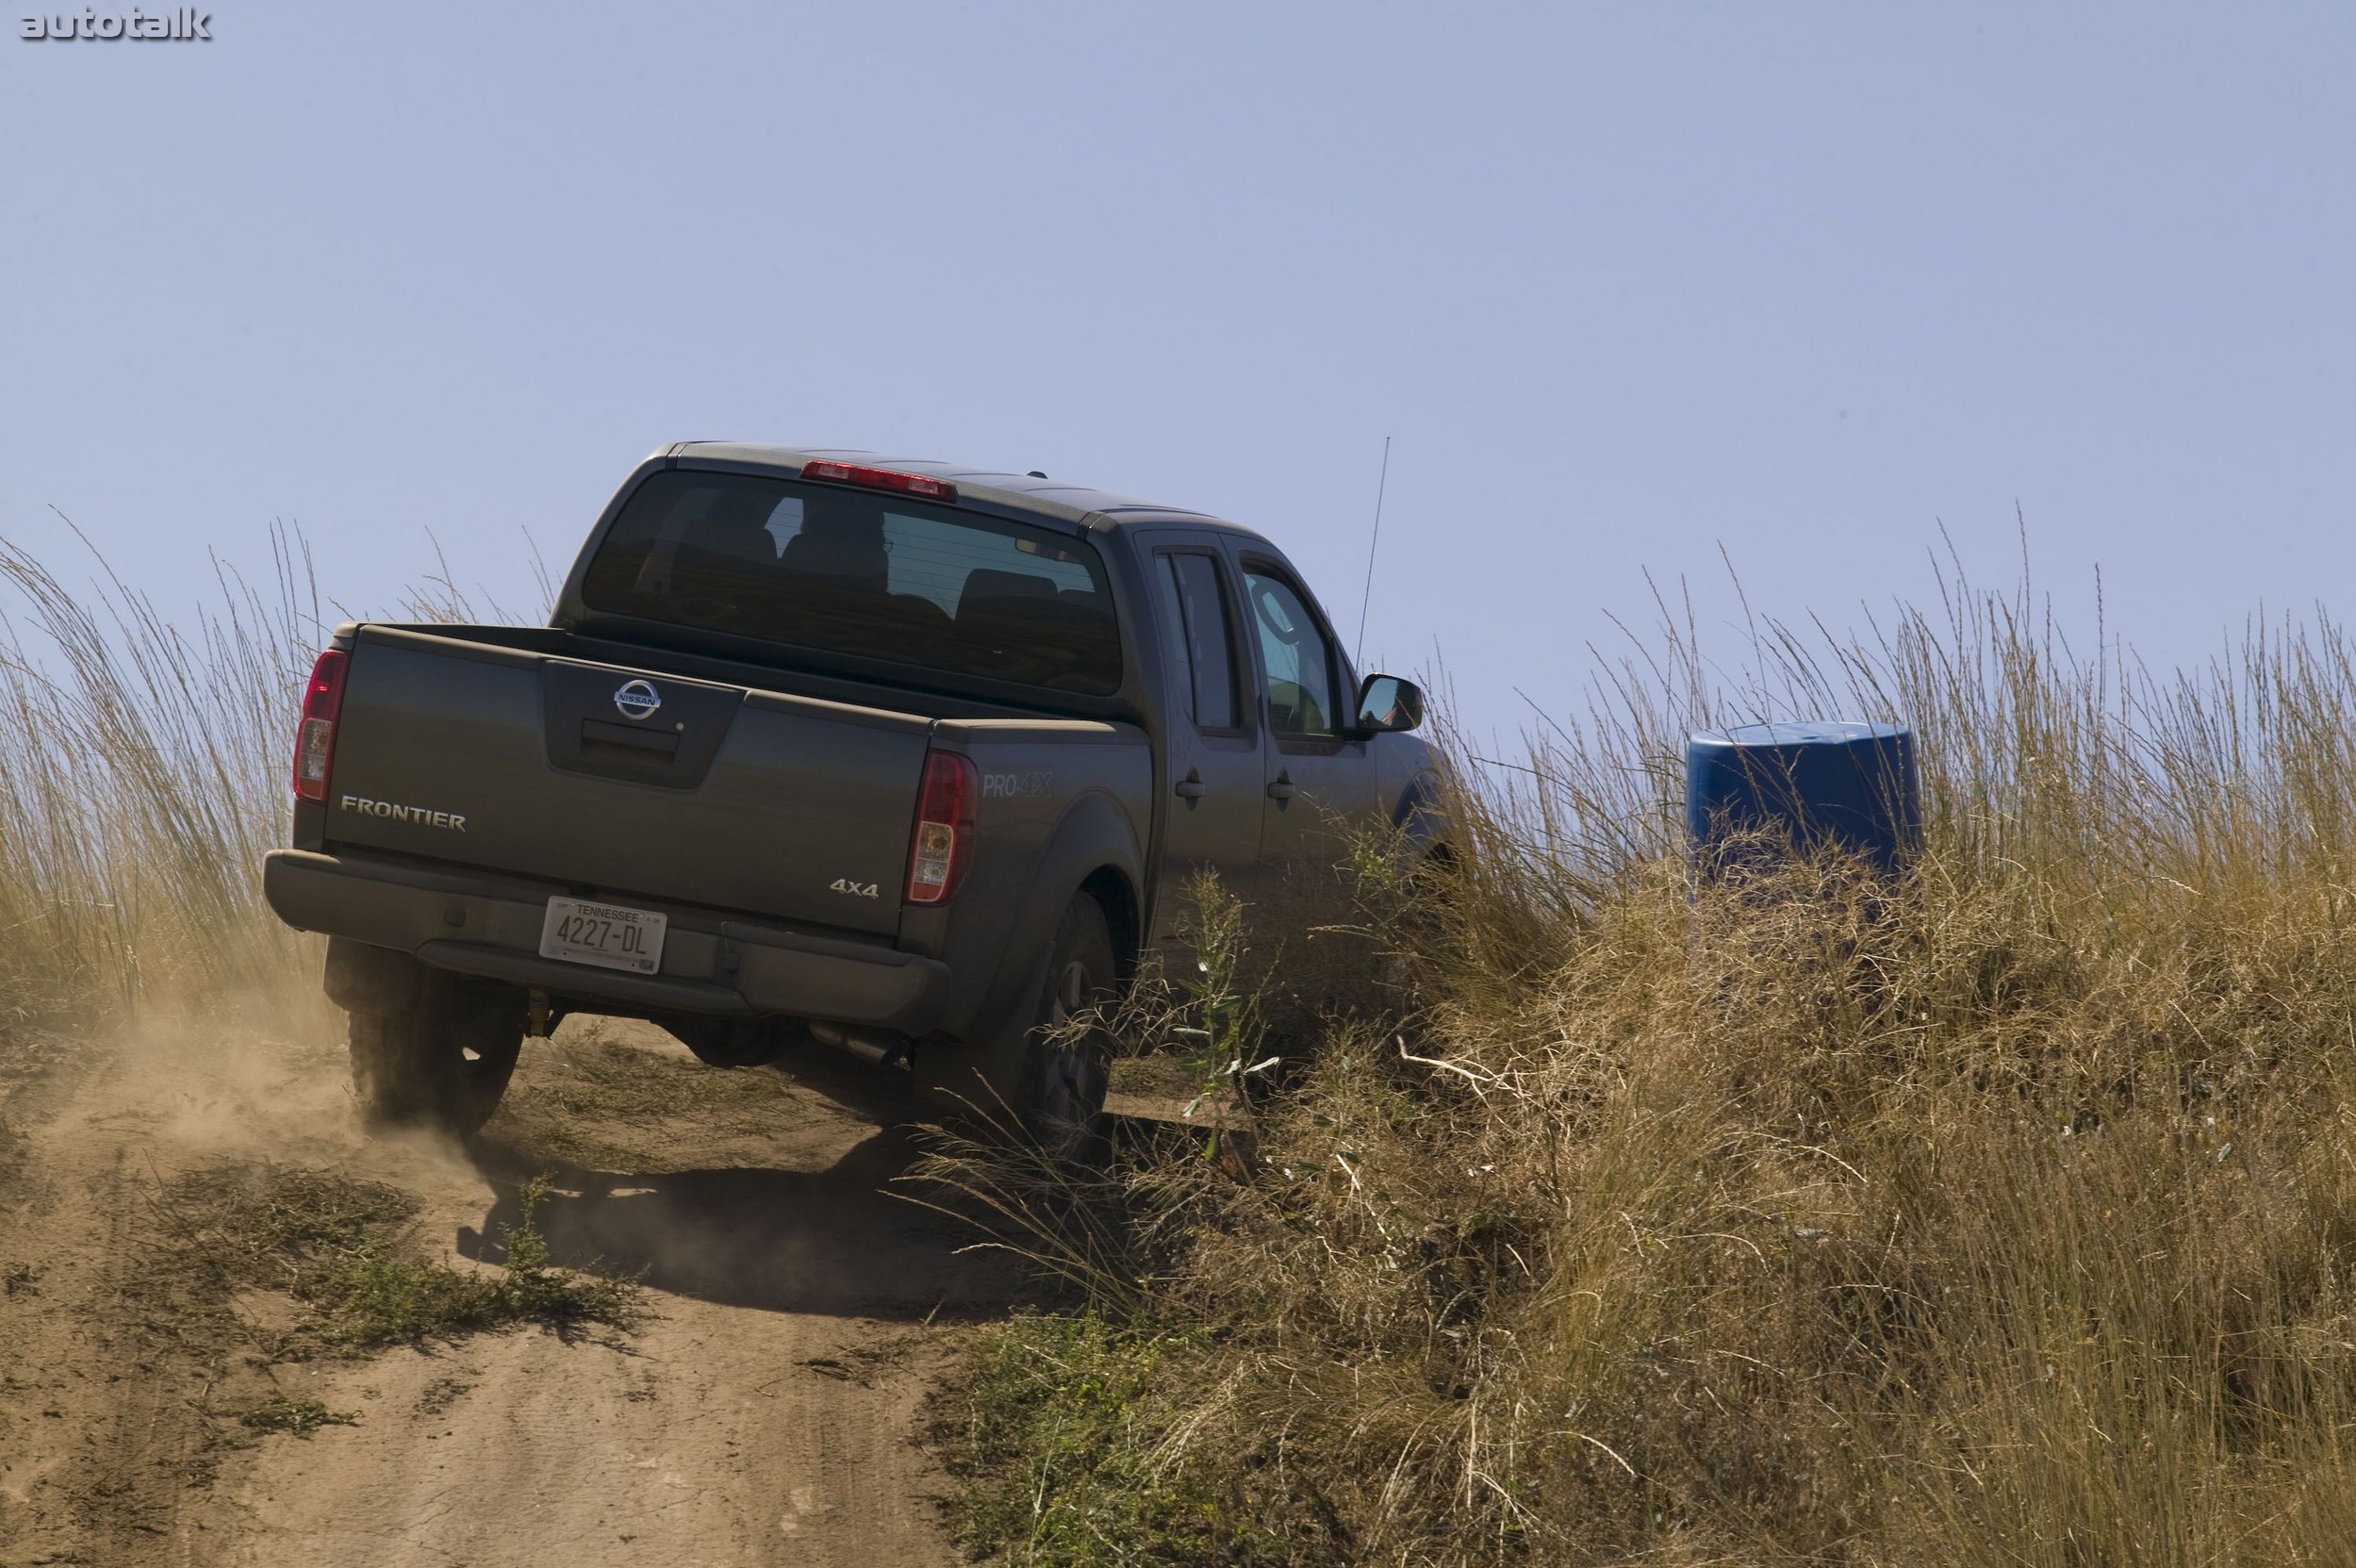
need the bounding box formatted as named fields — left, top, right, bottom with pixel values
left=322, top=627, right=929, bottom=937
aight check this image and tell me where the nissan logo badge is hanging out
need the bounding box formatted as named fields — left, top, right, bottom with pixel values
left=613, top=679, right=662, bottom=721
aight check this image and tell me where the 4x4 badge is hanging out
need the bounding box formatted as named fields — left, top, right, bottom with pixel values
left=613, top=679, right=661, bottom=720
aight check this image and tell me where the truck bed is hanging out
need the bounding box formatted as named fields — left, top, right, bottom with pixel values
left=318, top=623, right=934, bottom=937
left=275, top=619, right=1155, bottom=1048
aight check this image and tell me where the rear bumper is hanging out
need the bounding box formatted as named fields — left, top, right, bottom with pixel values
left=263, top=848, right=950, bottom=1034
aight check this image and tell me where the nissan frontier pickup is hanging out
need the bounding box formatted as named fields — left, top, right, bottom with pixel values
left=263, top=446, right=1442, bottom=1160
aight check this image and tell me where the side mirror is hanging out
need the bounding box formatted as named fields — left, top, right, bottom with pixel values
left=1353, top=673, right=1425, bottom=735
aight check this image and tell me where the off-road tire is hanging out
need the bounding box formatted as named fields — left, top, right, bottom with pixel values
left=1014, top=894, right=1118, bottom=1169
left=348, top=967, right=526, bottom=1135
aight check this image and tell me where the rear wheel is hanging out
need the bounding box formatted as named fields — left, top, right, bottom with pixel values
left=1015, top=894, right=1117, bottom=1169
left=348, top=968, right=525, bottom=1135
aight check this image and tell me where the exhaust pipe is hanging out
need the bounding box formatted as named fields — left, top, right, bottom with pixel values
left=807, top=1020, right=916, bottom=1072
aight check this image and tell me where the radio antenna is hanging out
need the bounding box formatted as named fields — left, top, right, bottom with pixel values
left=1353, top=435, right=1392, bottom=667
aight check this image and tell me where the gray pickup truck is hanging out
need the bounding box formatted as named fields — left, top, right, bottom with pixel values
left=264, top=445, right=1442, bottom=1157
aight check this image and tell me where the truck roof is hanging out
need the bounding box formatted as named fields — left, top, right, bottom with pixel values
left=663, top=442, right=1275, bottom=545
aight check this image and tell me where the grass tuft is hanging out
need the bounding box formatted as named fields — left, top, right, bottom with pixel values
left=155, top=1161, right=640, bottom=1350
left=940, top=1312, right=1289, bottom=1565
left=238, top=1395, right=356, bottom=1439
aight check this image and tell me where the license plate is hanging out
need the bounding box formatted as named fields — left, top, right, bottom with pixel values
left=538, top=897, right=667, bottom=976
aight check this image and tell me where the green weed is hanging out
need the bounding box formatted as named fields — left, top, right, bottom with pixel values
left=238, top=1395, right=356, bottom=1439
left=156, top=1161, right=639, bottom=1350
left=940, top=1313, right=1298, bottom=1567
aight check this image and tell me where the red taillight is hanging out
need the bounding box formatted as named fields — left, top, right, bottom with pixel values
left=799, top=460, right=959, bottom=504
left=905, top=751, right=977, bottom=904
left=292, top=648, right=348, bottom=802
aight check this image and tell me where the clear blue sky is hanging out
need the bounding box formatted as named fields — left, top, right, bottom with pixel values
left=5, top=3, right=2350, bottom=744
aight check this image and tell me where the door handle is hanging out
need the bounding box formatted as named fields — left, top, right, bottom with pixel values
left=1175, top=772, right=1208, bottom=800
left=1266, top=774, right=1297, bottom=801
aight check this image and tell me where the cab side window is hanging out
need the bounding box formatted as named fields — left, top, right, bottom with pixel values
left=1154, top=553, right=1241, bottom=731
left=1243, top=569, right=1338, bottom=738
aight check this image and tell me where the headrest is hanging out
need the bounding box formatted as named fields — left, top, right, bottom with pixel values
left=673, top=483, right=793, bottom=568
left=957, top=569, right=1061, bottom=619
left=678, top=517, right=779, bottom=567
left=782, top=504, right=888, bottom=588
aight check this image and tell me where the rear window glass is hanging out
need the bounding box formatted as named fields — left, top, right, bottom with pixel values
left=581, top=470, right=1122, bottom=695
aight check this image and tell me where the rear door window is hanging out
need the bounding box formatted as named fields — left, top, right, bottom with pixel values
left=582, top=470, right=1122, bottom=695
left=1154, top=552, right=1241, bottom=731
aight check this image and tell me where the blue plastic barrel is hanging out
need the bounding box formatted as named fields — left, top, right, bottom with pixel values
left=1687, top=721, right=1919, bottom=875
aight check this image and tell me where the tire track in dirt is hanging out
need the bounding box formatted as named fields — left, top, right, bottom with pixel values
left=0, top=1009, right=1017, bottom=1567
left=0, top=1131, right=222, bottom=1560
left=0, top=1021, right=307, bottom=1564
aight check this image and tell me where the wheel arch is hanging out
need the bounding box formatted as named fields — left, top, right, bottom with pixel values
left=1392, top=765, right=1454, bottom=858
left=1078, top=863, right=1142, bottom=982
left=955, top=788, right=1145, bottom=1052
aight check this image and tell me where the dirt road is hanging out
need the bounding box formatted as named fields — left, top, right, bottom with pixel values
left=0, top=1006, right=1016, bottom=1567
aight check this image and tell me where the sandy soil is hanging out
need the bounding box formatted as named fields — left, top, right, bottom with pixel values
left=0, top=1006, right=1020, bottom=1567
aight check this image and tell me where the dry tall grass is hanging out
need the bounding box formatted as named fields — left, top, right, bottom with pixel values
left=938, top=567, right=2356, bottom=1566
left=0, top=526, right=327, bottom=1022
left=0, top=524, right=527, bottom=1029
